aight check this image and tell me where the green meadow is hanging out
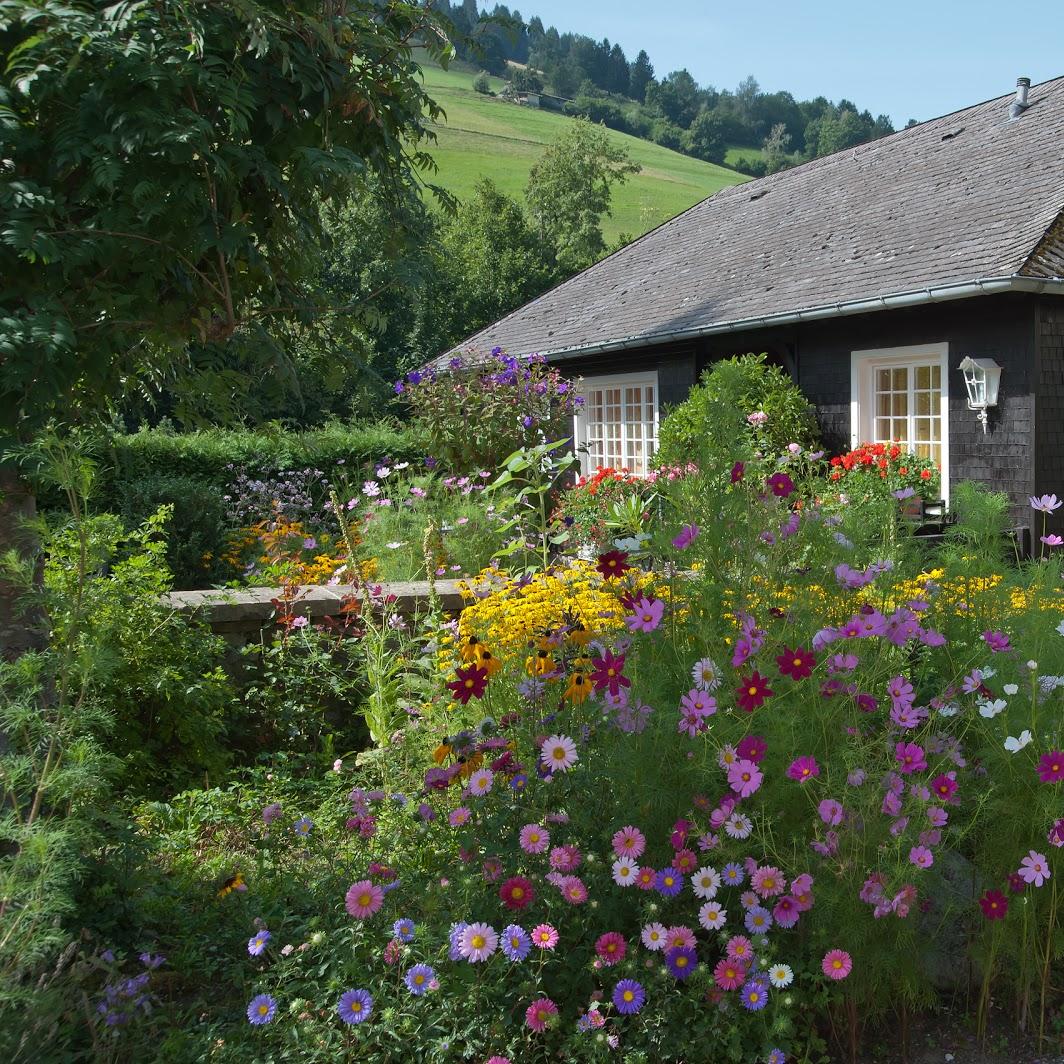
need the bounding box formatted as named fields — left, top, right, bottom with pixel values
left=417, top=61, right=745, bottom=242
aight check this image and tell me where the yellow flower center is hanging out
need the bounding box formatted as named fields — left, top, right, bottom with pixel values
left=358, top=893, right=371, bottom=907
left=415, top=974, right=424, bottom=985
left=553, top=747, right=565, bottom=760
left=472, top=935, right=485, bottom=949
left=747, top=686, right=758, bottom=696
left=832, top=959, right=842, bottom=969
left=512, top=887, right=524, bottom=899
left=676, top=956, right=688, bottom=968
left=793, top=658, right=802, bottom=667
left=258, top=1004, right=269, bottom=1015
left=623, top=990, right=634, bottom=1002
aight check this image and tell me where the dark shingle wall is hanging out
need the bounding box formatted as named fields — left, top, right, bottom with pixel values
left=1036, top=299, right=1064, bottom=536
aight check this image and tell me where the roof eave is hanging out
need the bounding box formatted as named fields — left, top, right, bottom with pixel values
left=530, top=275, right=1064, bottom=363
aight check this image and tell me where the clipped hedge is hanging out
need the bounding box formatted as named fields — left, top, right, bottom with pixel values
left=84, top=421, right=422, bottom=588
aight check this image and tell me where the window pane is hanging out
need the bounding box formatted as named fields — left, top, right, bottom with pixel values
left=893, top=367, right=907, bottom=390
left=877, top=368, right=891, bottom=391
left=915, top=365, right=930, bottom=389
left=892, top=393, right=907, bottom=416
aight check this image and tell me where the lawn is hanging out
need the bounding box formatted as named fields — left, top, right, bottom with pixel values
left=417, top=61, right=745, bottom=242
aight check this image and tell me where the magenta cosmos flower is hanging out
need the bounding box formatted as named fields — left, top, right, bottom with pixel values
left=787, top=755, right=819, bottom=782
left=736, top=671, right=774, bottom=712
left=776, top=646, right=815, bottom=680
left=766, top=471, right=795, bottom=497
left=822, top=949, right=853, bottom=980
left=979, top=889, right=1009, bottom=920
left=446, top=665, right=488, bottom=704
left=1018, top=850, right=1051, bottom=887
left=625, top=597, right=665, bottom=634
left=590, top=650, right=630, bottom=696
left=1037, top=751, right=1064, bottom=783
left=596, top=550, right=630, bottom=580
left=672, top=523, right=700, bottom=549
left=895, top=742, right=927, bottom=774
left=525, top=996, right=558, bottom=1032
left=345, top=880, right=384, bottom=919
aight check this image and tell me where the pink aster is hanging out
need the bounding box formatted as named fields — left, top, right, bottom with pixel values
left=713, top=957, right=748, bottom=991
left=345, top=879, right=384, bottom=919
left=531, top=923, right=559, bottom=950
left=625, top=597, right=665, bottom=634
left=1018, top=850, right=1051, bottom=887
left=525, top=996, right=558, bottom=1032
left=612, top=825, right=646, bottom=859
left=727, top=758, right=764, bottom=798
left=787, top=755, right=820, bottom=782
left=725, top=934, right=754, bottom=963
left=559, top=875, right=588, bottom=904
left=459, top=922, right=498, bottom=962
left=549, top=844, right=582, bottom=872
left=752, top=866, right=786, bottom=898
left=822, top=949, right=852, bottom=980
left=665, top=925, right=697, bottom=951
left=519, top=823, right=550, bottom=854
left=594, top=932, right=627, bottom=965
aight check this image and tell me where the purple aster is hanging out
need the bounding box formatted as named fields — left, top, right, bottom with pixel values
left=722, top=862, right=746, bottom=887
left=612, top=978, right=646, bottom=1015
left=665, top=945, right=698, bottom=980
left=392, top=917, right=415, bottom=942
left=338, top=988, right=373, bottom=1025
left=655, top=869, right=684, bottom=897
left=247, top=993, right=277, bottom=1025
left=741, top=979, right=769, bottom=1011
left=501, top=924, right=531, bottom=961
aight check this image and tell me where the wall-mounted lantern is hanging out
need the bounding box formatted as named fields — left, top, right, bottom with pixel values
left=958, top=356, right=1002, bottom=434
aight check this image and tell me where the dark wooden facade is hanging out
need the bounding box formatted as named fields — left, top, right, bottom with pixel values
left=562, top=292, right=1064, bottom=535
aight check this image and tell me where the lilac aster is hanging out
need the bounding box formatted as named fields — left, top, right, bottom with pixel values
left=247, top=993, right=277, bottom=1025
left=612, top=978, right=646, bottom=1015
left=501, top=924, right=531, bottom=961
left=338, top=988, right=373, bottom=1024
left=392, top=918, right=415, bottom=942
left=247, top=930, right=271, bottom=957
left=405, top=964, right=436, bottom=996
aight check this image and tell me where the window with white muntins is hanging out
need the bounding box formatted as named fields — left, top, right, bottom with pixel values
left=850, top=343, right=949, bottom=498
left=573, top=371, right=659, bottom=476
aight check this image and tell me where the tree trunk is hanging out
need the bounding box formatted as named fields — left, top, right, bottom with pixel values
left=0, top=464, right=45, bottom=659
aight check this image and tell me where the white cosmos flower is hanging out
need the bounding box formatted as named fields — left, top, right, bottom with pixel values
left=691, top=866, right=721, bottom=899
left=1003, top=683, right=1019, bottom=695
left=698, top=902, right=727, bottom=930
left=978, top=698, right=1007, bottom=719
left=1004, top=730, right=1033, bottom=753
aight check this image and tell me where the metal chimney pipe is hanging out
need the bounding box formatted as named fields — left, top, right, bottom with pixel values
left=1010, top=77, right=1031, bottom=118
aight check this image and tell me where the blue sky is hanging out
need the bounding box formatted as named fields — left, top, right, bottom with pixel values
left=519, top=0, right=1063, bottom=125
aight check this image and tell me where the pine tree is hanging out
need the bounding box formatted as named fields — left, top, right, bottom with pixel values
left=629, top=49, right=655, bottom=102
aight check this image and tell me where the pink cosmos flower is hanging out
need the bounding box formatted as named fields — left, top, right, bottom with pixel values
left=672, top=523, right=700, bottom=549
left=909, top=845, right=934, bottom=869
left=894, top=742, right=927, bottom=774
left=1048, top=818, right=1064, bottom=848
left=525, top=996, right=558, bottom=1032
left=612, top=825, right=646, bottom=859
left=345, top=880, right=384, bottom=919
left=594, top=932, right=627, bottom=965
left=1018, top=850, right=1051, bottom=887
left=735, top=734, right=768, bottom=763
left=680, top=689, right=717, bottom=717
left=727, top=758, right=764, bottom=798
left=818, top=798, right=844, bottom=826
left=822, top=949, right=852, bottom=980
left=625, top=597, right=665, bottom=634
left=1037, top=751, right=1064, bottom=784
left=519, top=823, right=550, bottom=854
left=772, top=895, right=800, bottom=928
left=787, top=755, right=820, bottom=782
left=531, top=923, right=559, bottom=950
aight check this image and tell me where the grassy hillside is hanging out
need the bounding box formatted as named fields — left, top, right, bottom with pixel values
left=418, top=61, right=745, bottom=243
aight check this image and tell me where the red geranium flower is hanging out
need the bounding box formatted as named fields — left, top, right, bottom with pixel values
left=499, top=876, right=536, bottom=910
left=597, top=549, right=630, bottom=580
left=979, top=889, right=1008, bottom=920
left=447, top=665, right=488, bottom=704
left=736, top=671, right=774, bottom=712
left=776, top=646, right=815, bottom=681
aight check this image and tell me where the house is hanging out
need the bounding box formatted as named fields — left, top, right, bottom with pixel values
left=438, top=76, right=1064, bottom=529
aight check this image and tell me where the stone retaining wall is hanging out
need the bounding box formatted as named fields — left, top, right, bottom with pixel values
left=162, top=580, right=464, bottom=645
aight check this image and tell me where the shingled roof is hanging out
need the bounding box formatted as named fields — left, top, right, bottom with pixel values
left=437, top=76, right=1064, bottom=365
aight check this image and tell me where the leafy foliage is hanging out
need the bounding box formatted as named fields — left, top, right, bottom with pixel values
left=656, top=353, right=821, bottom=472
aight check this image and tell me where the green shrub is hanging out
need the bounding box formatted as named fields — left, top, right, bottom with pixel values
left=656, top=352, right=820, bottom=471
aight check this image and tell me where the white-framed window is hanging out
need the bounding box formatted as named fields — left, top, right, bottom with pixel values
left=850, top=343, right=950, bottom=499
left=573, top=371, right=659, bottom=476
